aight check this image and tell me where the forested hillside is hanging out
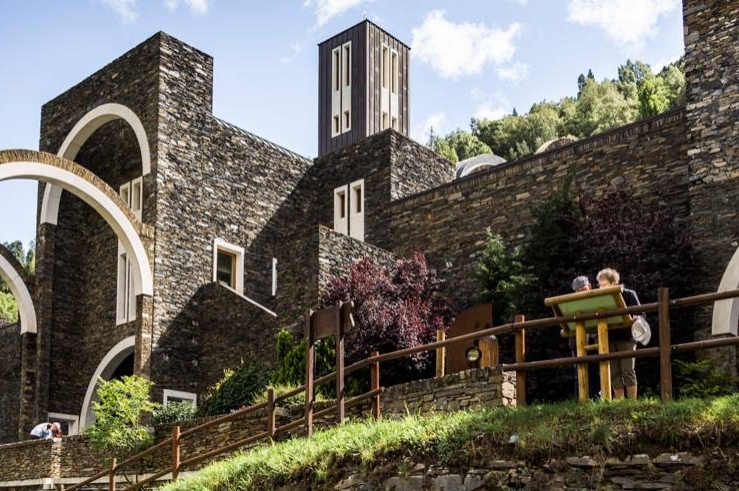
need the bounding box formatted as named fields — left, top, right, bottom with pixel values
left=429, top=58, right=685, bottom=163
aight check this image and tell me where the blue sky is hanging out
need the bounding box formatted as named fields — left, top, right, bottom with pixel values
left=0, top=0, right=684, bottom=247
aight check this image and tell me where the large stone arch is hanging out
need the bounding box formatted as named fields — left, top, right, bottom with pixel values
left=79, top=336, right=135, bottom=429
left=0, top=245, right=36, bottom=334
left=712, top=249, right=739, bottom=336
left=0, top=149, right=153, bottom=297
left=40, top=102, right=151, bottom=225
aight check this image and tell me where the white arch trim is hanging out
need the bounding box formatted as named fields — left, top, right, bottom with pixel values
left=712, top=247, right=739, bottom=336
left=79, top=336, right=135, bottom=429
left=0, top=160, right=153, bottom=297
left=0, top=254, right=37, bottom=334
left=41, top=103, right=151, bottom=225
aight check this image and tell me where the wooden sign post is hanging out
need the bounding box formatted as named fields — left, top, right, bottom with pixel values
left=304, top=300, right=354, bottom=435
left=545, top=285, right=633, bottom=402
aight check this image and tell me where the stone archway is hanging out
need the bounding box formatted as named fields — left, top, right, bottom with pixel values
left=79, top=336, right=135, bottom=429
left=712, top=249, right=739, bottom=336
left=0, top=246, right=36, bottom=334
left=40, top=102, right=151, bottom=225
left=0, top=149, right=153, bottom=297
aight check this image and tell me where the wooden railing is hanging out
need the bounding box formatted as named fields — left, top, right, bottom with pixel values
left=67, top=286, right=739, bottom=489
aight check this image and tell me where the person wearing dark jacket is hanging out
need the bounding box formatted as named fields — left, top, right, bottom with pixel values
left=597, top=268, right=640, bottom=400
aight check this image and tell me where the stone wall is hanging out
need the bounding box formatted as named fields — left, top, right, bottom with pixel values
left=381, top=367, right=516, bottom=417
left=0, top=324, right=21, bottom=444
left=684, top=0, right=739, bottom=338
left=0, top=368, right=514, bottom=486
left=385, top=110, right=689, bottom=303
left=336, top=452, right=736, bottom=490
left=317, top=225, right=396, bottom=294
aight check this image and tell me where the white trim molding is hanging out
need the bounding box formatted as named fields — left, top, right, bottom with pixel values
left=41, top=102, right=151, bottom=225
left=163, top=389, right=197, bottom=406
left=212, top=238, right=245, bottom=295
left=0, top=254, right=37, bottom=334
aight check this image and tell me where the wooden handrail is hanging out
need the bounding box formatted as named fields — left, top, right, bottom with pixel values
left=69, top=285, right=739, bottom=489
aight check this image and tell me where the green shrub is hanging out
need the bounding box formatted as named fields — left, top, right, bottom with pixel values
left=673, top=357, right=737, bottom=399
left=199, top=361, right=270, bottom=416
left=86, top=375, right=160, bottom=455
left=151, top=401, right=197, bottom=426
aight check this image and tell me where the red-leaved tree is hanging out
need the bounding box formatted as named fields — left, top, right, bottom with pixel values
left=321, top=252, right=452, bottom=386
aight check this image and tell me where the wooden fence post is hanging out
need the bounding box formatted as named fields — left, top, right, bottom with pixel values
left=172, top=426, right=181, bottom=480
left=267, top=388, right=276, bottom=437
left=371, top=350, right=381, bottom=419
left=515, top=314, right=526, bottom=406
left=109, top=458, right=116, bottom=491
left=480, top=335, right=498, bottom=367
left=304, top=309, right=314, bottom=436
left=658, top=287, right=673, bottom=402
left=335, top=301, right=345, bottom=424
left=435, top=329, right=446, bottom=377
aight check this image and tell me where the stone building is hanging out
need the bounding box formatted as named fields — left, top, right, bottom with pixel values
left=0, top=0, right=738, bottom=444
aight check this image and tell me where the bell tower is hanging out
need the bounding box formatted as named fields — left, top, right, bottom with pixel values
left=318, top=20, right=410, bottom=157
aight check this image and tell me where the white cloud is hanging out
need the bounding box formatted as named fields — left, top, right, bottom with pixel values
left=412, top=112, right=447, bottom=143
left=279, top=43, right=303, bottom=65
left=304, top=0, right=369, bottom=28
left=164, top=0, right=210, bottom=15
left=101, top=0, right=138, bottom=23
left=567, top=0, right=678, bottom=49
left=471, top=89, right=510, bottom=121
left=496, top=62, right=529, bottom=82
left=411, top=11, right=523, bottom=80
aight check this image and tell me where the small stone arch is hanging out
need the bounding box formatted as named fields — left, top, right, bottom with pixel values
left=0, top=245, right=36, bottom=334
left=79, top=336, right=135, bottom=429
left=0, top=149, right=153, bottom=297
left=40, top=102, right=151, bottom=225
left=712, top=248, right=739, bottom=336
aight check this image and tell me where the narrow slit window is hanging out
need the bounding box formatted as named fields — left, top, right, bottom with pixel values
left=344, top=110, right=350, bottom=130
left=391, top=51, right=398, bottom=94
left=381, top=45, right=389, bottom=89
left=343, top=43, right=351, bottom=87
left=391, top=117, right=398, bottom=130
left=334, top=115, right=340, bottom=134
left=333, top=48, right=341, bottom=91
left=355, top=186, right=362, bottom=213
left=338, top=190, right=346, bottom=218
left=382, top=112, right=388, bottom=130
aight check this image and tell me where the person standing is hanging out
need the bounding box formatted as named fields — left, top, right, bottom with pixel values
left=596, top=268, right=640, bottom=400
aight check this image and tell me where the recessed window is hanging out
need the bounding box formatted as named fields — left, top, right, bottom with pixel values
left=163, top=389, right=197, bottom=407
left=349, top=179, right=365, bottom=241
left=391, top=117, right=398, bottom=130
left=332, top=48, right=341, bottom=91
left=338, top=190, right=346, bottom=218
left=213, top=239, right=244, bottom=295
left=334, top=115, right=340, bottom=134
left=116, top=178, right=143, bottom=325
left=217, top=250, right=236, bottom=287
left=382, top=112, right=389, bottom=130
left=391, top=50, right=398, bottom=94
left=354, top=186, right=362, bottom=213
left=334, top=185, right=348, bottom=235
left=381, top=45, right=389, bottom=89
left=343, top=43, right=351, bottom=87
left=343, top=110, right=351, bottom=131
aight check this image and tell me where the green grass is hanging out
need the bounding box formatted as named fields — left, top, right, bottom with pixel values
left=161, top=395, right=739, bottom=490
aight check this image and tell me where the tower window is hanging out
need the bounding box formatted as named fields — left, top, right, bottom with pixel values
left=391, top=51, right=398, bottom=94
left=381, top=45, right=389, bottom=89
left=343, top=43, right=351, bottom=87
left=332, top=48, right=341, bottom=91
left=343, top=110, right=351, bottom=131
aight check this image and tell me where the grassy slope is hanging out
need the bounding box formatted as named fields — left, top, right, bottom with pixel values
left=161, top=395, right=739, bottom=490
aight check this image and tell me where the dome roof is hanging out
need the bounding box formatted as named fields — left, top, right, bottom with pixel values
left=534, top=136, right=577, bottom=154
left=455, top=153, right=507, bottom=179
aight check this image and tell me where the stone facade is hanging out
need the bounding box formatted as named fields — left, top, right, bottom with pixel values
left=1, top=0, right=739, bottom=456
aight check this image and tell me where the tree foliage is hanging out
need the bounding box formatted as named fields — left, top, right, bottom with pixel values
left=199, top=360, right=270, bottom=416
left=477, top=184, right=693, bottom=402
left=321, top=252, right=452, bottom=386
left=86, top=375, right=160, bottom=455
left=0, top=240, right=35, bottom=325
left=429, top=58, right=685, bottom=163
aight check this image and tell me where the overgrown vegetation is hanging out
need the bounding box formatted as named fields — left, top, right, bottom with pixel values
left=476, top=182, right=694, bottom=402
left=160, top=395, right=739, bottom=490
left=0, top=239, right=34, bottom=325
left=86, top=375, right=160, bottom=454
left=321, top=252, right=452, bottom=387
left=151, top=401, right=198, bottom=426
left=198, top=360, right=270, bottom=416
left=429, top=58, right=685, bottom=163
